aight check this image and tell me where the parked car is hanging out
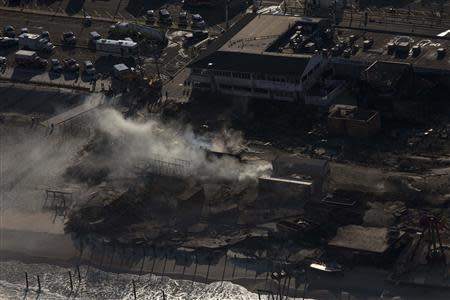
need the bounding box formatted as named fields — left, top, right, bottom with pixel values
left=20, top=27, right=28, bottom=34
left=51, top=58, right=63, bottom=72
left=158, top=9, right=172, bottom=24
left=83, top=15, right=92, bottom=26
left=63, top=58, right=79, bottom=72
left=41, top=31, right=50, bottom=40
left=0, top=56, right=7, bottom=65
left=146, top=10, right=156, bottom=23
left=61, top=32, right=77, bottom=45
left=178, top=11, right=188, bottom=27
left=3, top=25, right=15, bottom=38
left=192, top=14, right=206, bottom=29
left=0, top=37, right=19, bottom=48
left=83, top=60, right=96, bottom=75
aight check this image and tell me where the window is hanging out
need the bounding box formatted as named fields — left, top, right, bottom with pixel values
left=219, top=84, right=233, bottom=90
left=214, top=70, right=231, bottom=77
left=254, top=88, right=268, bottom=94
left=232, top=72, right=250, bottom=79
left=234, top=86, right=251, bottom=92
left=254, top=73, right=266, bottom=80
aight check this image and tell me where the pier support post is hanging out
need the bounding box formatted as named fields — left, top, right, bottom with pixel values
left=132, top=280, right=137, bottom=300
left=25, top=272, right=29, bottom=290
left=37, top=275, right=41, bottom=293
left=76, top=265, right=82, bottom=283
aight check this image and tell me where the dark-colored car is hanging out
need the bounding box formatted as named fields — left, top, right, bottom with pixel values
left=192, top=14, right=206, bottom=29
left=61, top=32, right=77, bottom=45
left=41, top=31, right=50, bottom=40
left=63, top=58, right=80, bottom=72
left=51, top=58, right=63, bottom=73
left=146, top=10, right=156, bottom=24
left=3, top=25, right=15, bottom=38
left=0, top=37, right=19, bottom=48
left=159, top=9, right=172, bottom=24
left=178, top=11, right=188, bottom=27
left=83, top=60, right=96, bottom=75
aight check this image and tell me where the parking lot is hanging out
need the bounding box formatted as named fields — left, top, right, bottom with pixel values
left=1, top=0, right=251, bottom=32
left=0, top=8, right=201, bottom=87
left=0, top=0, right=257, bottom=92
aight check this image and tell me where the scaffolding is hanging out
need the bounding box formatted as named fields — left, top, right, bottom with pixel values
left=134, top=156, right=192, bottom=177
left=43, top=189, right=74, bottom=218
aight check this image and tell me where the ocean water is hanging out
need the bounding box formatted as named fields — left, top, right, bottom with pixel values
left=0, top=260, right=263, bottom=300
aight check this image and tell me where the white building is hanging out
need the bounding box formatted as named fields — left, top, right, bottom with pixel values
left=188, top=14, right=332, bottom=102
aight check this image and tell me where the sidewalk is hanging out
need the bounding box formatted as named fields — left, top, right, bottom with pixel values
left=0, top=67, right=110, bottom=93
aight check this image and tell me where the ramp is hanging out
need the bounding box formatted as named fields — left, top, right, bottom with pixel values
left=43, top=96, right=104, bottom=127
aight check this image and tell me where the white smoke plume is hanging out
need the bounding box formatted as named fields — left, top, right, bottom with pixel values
left=93, top=108, right=271, bottom=181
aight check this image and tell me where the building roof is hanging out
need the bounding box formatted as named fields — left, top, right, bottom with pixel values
left=272, top=155, right=329, bottom=178
left=19, top=33, right=40, bottom=39
left=220, top=14, right=305, bottom=54
left=190, top=51, right=311, bottom=75
left=334, top=28, right=450, bottom=73
left=188, top=14, right=325, bottom=76
left=113, top=63, right=129, bottom=72
left=328, top=105, right=379, bottom=122
left=328, top=225, right=404, bottom=254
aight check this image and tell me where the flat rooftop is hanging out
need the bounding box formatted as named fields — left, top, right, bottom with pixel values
left=328, top=225, right=404, bottom=254
left=335, top=28, right=450, bottom=72
left=189, top=14, right=326, bottom=75
left=221, top=15, right=312, bottom=53
left=329, top=105, right=379, bottom=122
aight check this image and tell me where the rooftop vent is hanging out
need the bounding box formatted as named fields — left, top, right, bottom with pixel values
left=437, top=48, right=446, bottom=59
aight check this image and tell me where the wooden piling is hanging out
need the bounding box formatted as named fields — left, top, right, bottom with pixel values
left=37, top=275, right=41, bottom=292
left=192, top=254, right=198, bottom=283
left=69, top=271, right=73, bottom=291
left=132, top=280, right=137, bottom=300
left=285, top=276, right=291, bottom=300
left=76, top=265, right=81, bottom=282
left=25, top=272, right=29, bottom=290
left=231, top=255, right=236, bottom=278
left=139, top=247, right=146, bottom=276
left=220, top=254, right=228, bottom=286
left=161, top=253, right=167, bottom=279
left=205, top=260, right=210, bottom=284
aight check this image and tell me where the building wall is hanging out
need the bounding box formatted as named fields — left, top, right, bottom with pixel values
left=328, top=111, right=381, bottom=137
left=190, top=53, right=328, bottom=102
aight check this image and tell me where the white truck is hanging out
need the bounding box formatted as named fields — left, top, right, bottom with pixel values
left=18, top=33, right=54, bottom=52
left=94, top=38, right=138, bottom=57
left=109, top=21, right=167, bottom=43
left=15, top=50, right=48, bottom=68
